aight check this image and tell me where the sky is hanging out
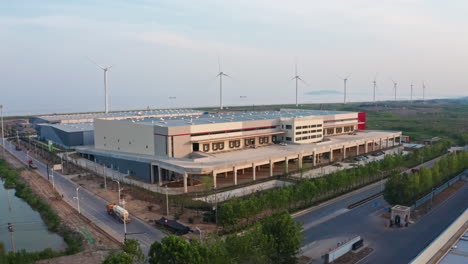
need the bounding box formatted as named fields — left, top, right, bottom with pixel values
left=1, top=0, right=468, bottom=116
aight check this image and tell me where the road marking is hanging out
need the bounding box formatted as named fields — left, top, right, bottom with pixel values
left=301, top=208, right=350, bottom=231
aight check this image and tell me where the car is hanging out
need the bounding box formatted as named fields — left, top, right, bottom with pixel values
left=371, top=153, right=380, bottom=157
left=15, top=146, right=22, bottom=151
left=279, top=142, right=287, bottom=146
left=354, top=156, right=365, bottom=161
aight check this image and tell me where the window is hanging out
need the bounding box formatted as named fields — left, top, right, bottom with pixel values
left=296, top=131, right=301, bottom=135
left=336, top=128, right=343, bottom=133
left=212, top=142, right=224, bottom=151
left=327, top=129, right=334, bottom=134
left=317, top=129, right=322, bottom=132
left=203, top=144, right=210, bottom=152
left=260, top=137, right=269, bottom=144
left=245, top=138, right=255, bottom=146
left=317, top=124, right=322, bottom=127
left=302, top=136, right=308, bottom=140
left=296, top=126, right=301, bottom=129
left=146, top=145, right=148, bottom=149
left=302, top=126, right=308, bottom=129
left=285, top=125, right=292, bottom=129
left=229, top=140, right=240, bottom=148
left=259, top=137, right=263, bottom=144
left=318, top=134, right=322, bottom=138
left=286, top=137, right=292, bottom=141
left=296, top=137, right=302, bottom=141
left=311, top=124, right=317, bottom=128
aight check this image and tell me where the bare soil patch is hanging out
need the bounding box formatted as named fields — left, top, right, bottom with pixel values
left=333, top=247, right=373, bottom=264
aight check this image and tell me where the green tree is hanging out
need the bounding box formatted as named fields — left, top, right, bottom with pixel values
left=121, top=239, right=145, bottom=263
left=149, top=236, right=209, bottom=264
left=259, top=211, right=303, bottom=264
left=102, top=252, right=134, bottom=264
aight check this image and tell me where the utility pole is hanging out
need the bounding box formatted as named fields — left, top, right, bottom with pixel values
left=7, top=223, right=15, bottom=253
left=102, top=163, right=107, bottom=191
left=7, top=188, right=12, bottom=212
left=1, top=104, right=5, bottom=158
left=113, top=179, right=121, bottom=205
left=74, top=186, right=81, bottom=214
left=165, top=185, right=169, bottom=217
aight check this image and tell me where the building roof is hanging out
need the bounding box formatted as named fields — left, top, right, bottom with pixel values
left=34, top=109, right=204, bottom=123
left=39, top=122, right=94, bottom=133
left=118, top=109, right=354, bottom=127
left=438, top=230, right=468, bottom=264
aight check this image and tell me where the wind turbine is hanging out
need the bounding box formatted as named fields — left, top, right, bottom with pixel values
left=216, top=57, right=231, bottom=110
left=291, top=61, right=308, bottom=107
left=410, top=81, right=414, bottom=101
left=87, top=57, right=113, bottom=113
left=391, top=79, right=398, bottom=101
left=422, top=81, right=426, bottom=102
left=372, top=73, right=378, bottom=103
left=338, top=75, right=350, bottom=104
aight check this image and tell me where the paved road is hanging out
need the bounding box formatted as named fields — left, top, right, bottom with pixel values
left=1, top=139, right=165, bottom=254
left=295, top=154, right=456, bottom=263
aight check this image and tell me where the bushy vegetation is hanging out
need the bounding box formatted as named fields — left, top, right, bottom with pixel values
left=384, top=151, right=468, bottom=206
left=102, top=239, right=145, bottom=264
left=217, top=142, right=450, bottom=231
left=0, top=159, right=84, bottom=263
left=148, top=211, right=303, bottom=264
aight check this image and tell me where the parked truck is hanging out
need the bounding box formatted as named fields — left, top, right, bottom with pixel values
left=106, top=203, right=131, bottom=224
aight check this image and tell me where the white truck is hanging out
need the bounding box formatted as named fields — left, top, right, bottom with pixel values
left=106, top=203, right=131, bottom=224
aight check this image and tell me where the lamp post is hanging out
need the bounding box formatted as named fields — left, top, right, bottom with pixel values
left=113, top=179, right=121, bottom=205
left=50, top=168, right=55, bottom=189
left=165, top=185, right=169, bottom=217
left=1, top=104, right=5, bottom=158
left=74, top=186, right=82, bottom=214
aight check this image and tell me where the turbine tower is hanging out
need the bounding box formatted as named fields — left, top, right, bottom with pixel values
left=291, top=61, right=308, bottom=107
left=391, top=79, right=398, bottom=101
left=422, top=81, right=426, bottom=102
left=338, top=75, right=350, bottom=104
left=88, top=57, right=113, bottom=113
left=216, top=57, right=231, bottom=110
left=372, top=73, right=378, bottom=103
left=410, top=81, right=414, bottom=101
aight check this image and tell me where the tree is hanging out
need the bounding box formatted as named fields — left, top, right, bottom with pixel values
left=259, top=211, right=303, bottom=264
left=148, top=236, right=209, bottom=264
left=102, top=252, right=134, bottom=264
left=121, top=239, right=145, bottom=263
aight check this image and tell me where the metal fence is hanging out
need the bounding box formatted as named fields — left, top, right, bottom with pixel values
left=412, top=169, right=468, bottom=210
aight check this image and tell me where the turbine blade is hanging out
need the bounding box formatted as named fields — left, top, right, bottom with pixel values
left=86, top=56, right=105, bottom=69
left=298, top=77, right=310, bottom=86
left=223, top=73, right=232, bottom=78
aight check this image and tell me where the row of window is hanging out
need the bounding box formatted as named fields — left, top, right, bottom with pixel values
left=295, top=124, right=322, bottom=129
left=296, top=134, right=323, bottom=141
left=295, top=129, right=323, bottom=135
left=202, top=137, right=271, bottom=152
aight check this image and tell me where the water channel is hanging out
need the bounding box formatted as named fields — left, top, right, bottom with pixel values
left=0, top=179, right=65, bottom=253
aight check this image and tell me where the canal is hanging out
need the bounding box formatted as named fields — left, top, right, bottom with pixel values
left=0, top=179, right=65, bottom=253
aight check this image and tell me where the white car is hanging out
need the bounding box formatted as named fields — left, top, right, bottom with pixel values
left=279, top=142, right=288, bottom=146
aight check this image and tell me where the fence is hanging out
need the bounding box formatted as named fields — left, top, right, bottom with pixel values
left=412, top=169, right=468, bottom=210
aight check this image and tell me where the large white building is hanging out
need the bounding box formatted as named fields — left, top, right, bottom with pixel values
left=76, top=109, right=402, bottom=193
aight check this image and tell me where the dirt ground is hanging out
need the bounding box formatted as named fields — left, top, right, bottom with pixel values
left=71, top=173, right=217, bottom=238
left=333, top=247, right=373, bottom=264
left=1, top=148, right=120, bottom=264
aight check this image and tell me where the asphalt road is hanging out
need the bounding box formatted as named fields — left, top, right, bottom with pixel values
left=295, top=155, right=466, bottom=264
left=1, top=139, right=165, bottom=254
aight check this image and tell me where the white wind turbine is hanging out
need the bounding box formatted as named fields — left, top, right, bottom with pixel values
left=372, top=73, right=378, bottom=102
left=338, top=75, right=350, bottom=103
left=291, top=61, right=308, bottom=107
left=391, top=79, right=398, bottom=101
left=410, top=81, right=414, bottom=101
left=87, top=57, right=113, bottom=113
left=422, top=81, right=426, bottom=101
left=216, top=57, right=231, bottom=110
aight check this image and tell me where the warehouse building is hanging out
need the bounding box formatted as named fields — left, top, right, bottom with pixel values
left=33, top=109, right=204, bottom=148
left=76, top=109, right=402, bottom=193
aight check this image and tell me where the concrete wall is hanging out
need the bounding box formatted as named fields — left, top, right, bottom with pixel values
left=409, top=209, right=468, bottom=264
left=38, top=125, right=92, bottom=147
left=93, top=154, right=152, bottom=182
left=281, top=117, right=324, bottom=144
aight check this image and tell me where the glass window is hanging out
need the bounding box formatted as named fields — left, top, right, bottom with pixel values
left=286, top=125, right=292, bottom=129
left=296, top=126, right=301, bottom=129
left=203, top=144, right=210, bottom=152
left=286, top=137, right=292, bottom=141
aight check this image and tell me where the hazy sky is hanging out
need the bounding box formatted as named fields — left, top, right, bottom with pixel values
left=1, top=0, right=467, bottom=115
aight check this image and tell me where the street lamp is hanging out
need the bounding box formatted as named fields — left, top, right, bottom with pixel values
left=74, top=186, right=82, bottom=214
left=165, top=185, right=169, bottom=217
left=50, top=168, right=55, bottom=189
left=113, top=179, right=121, bottom=206
left=196, top=226, right=202, bottom=240
left=1, top=104, right=5, bottom=158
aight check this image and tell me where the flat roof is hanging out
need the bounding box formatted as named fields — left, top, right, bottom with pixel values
left=120, top=109, right=355, bottom=127
left=438, top=230, right=468, bottom=264
left=35, top=109, right=204, bottom=122
left=39, top=122, right=94, bottom=133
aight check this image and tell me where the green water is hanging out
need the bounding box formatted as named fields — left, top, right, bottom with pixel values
left=0, top=180, right=65, bottom=253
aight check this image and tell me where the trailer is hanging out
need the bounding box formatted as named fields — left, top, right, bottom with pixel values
left=106, top=203, right=131, bottom=224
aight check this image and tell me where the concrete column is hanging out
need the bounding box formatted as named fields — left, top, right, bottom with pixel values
left=386, top=137, right=389, bottom=148
left=298, top=154, right=303, bottom=169
left=330, top=149, right=334, bottom=161
left=269, top=160, right=274, bottom=176
left=224, top=171, right=228, bottom=178
left=285, top=157, right=289, bottom=173
left=150, top=165, right=155, bottom=184
left=372, top=140, right=375, bottom=151
left=343, top=147, right=347, bottom=159
left=183, top=172, right=188, bottom=193
left=212, top=171, right=217, bottom=189
left=233, top=167, right=238, bottom=185
left=252, top=163, right=256, bottom=181
left=158, top=166, right=162, bottom=186
left=380, top=138, right=383, bottom=149
left=313, top=153, right=316, bottom=167
left=364, top=141, right=368, bottom=153
left=241, top=169, right=245, bottom=174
